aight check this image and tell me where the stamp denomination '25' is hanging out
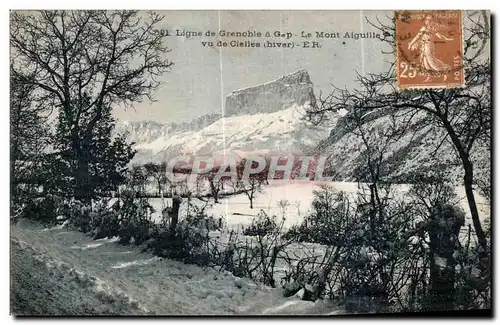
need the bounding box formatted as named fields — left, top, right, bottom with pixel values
left=395, top=10, right=465, bottom=89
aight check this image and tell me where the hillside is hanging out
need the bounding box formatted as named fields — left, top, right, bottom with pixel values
left=319, top=107, right=491, bottom=185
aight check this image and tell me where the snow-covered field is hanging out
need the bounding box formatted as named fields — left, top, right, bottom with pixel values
left=10, top=221, right=344, bottom=315
left=147, top=180, right=490, bottom=232
left=11, top=180, right=489, bottom=315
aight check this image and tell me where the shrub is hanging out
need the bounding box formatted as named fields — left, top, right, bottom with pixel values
left=152, top=200, right=220, bottom=267
left=243, top=211, right=278, bottom=237
left=285, top=186, right=354, bottom=246
left=66, top=199, right=92, bottom=232
left=19, top=194, right=63, bottom=224
left=90, top=201, right=121, bottom=240
left=117, top=191, right=156, bottom=245
left=225, top=211, right=293, bottom=288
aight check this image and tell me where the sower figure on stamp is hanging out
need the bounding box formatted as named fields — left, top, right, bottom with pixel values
left=396, top=10, right=465, bottom=89
left=408, top=15, right=454, bottom=75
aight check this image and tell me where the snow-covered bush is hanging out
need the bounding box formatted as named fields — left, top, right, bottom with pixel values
left=117, top=190, right=156, bottom=245
left=89, top=200, right=121, bottom=240
left=242, top=211, right=278, bottom=237
left=285, top=187, right=355, bottom=246
left=224, top=213, right=294, bottom=288
left=55, top=198, right=120, bottom=239
left=19, top=194, right=63, bottom=224
left=281, top=185, right=412, bottom=310
left=65, top=199, right=93, bottom=232
left=168, top=222, right=215, bottom=266
left=151, top=199, right=220, bottom=267
left=182, top=199, right=220, bottom=231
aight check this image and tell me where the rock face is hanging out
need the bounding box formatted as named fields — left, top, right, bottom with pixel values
left=117, top=69, right=332, bottom=164
left=224, top=69, right=317, bottom=117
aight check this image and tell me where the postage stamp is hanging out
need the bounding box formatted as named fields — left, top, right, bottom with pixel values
left=395, top=10, right=465, bottom=89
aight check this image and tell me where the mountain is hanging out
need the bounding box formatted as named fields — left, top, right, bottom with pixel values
left=225, top=69, right=317, bottom=117
left=318, top=106, right=490, bottom=185
left=119, top=113, right=222, bottom=146
left=117, top=70, right=330, bottom=164
left=116, top=69, right=489, bottom=187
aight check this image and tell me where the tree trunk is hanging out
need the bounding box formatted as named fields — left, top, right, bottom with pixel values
left=73, top=134, right=92, bottom=205
left=10, top=106, right=22, bottom=210
left=442, top=121, right=488, bottom=253
left=463, top=163, right=488, bottom=252
left=75, top=158, right=92, bottom=205
left=170, top=196, right=181, bottom=232
left=210, top=179, right=219, bottom=203
left=10, top=146, right=19, bottom=210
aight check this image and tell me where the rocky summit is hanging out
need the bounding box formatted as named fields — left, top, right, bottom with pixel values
left=117, top=70, right=329, bottom=164
left=224, top=69, right=317, bottom=117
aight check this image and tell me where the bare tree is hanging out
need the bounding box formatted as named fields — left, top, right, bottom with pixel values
left=237, top=177, right=264, bottom=209
left=306, top=11, right=490, bottom=253
left=207, top=172, right=224, bottom=203
left=144, top=162, right=167, bottom=196
left=10, top=10, right=173, bottom=203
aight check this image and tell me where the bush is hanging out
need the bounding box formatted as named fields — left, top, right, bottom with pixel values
left=19, top=194, right=63, bottom=224
left=67, top=200, right=90, bottom=232
left=116, top=191, right=155, bottom=245
left=281, top=185, right=407, bottom=309
left=151, top=200, right=220, bottom=267
left=284, top=181, right=492, bottom=312
left=224, top=211, right=293, bottom=288
left=285, top=186, right=354, bottom=246
left=243, top=211, right=278, bottom=237
left=89, top=201, right=121, bottom=240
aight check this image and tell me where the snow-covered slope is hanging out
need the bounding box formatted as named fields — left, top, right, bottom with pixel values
left=128, top=104, right=330, bottom=163
left=10, top=221, right=344, bottom=315
left=319, top=108, right=491, bottom=185
left=119, top=113, right=222, bottom=146
left=116, top=70, right=329, bottom=164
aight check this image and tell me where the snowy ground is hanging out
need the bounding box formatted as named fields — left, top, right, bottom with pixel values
left=147, top=180, right=490, bottom=232
left=11, top=180, right=489, bottom=315
left=143, top=180, right=490, bottom=287
left=10, top=220, right=344, bottom=316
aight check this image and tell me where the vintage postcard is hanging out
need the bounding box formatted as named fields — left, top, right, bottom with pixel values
left=10, top=10, right=491, bottom=316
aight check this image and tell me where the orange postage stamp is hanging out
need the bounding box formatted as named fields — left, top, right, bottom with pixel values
left=395, top=10, right=465, bottom=89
